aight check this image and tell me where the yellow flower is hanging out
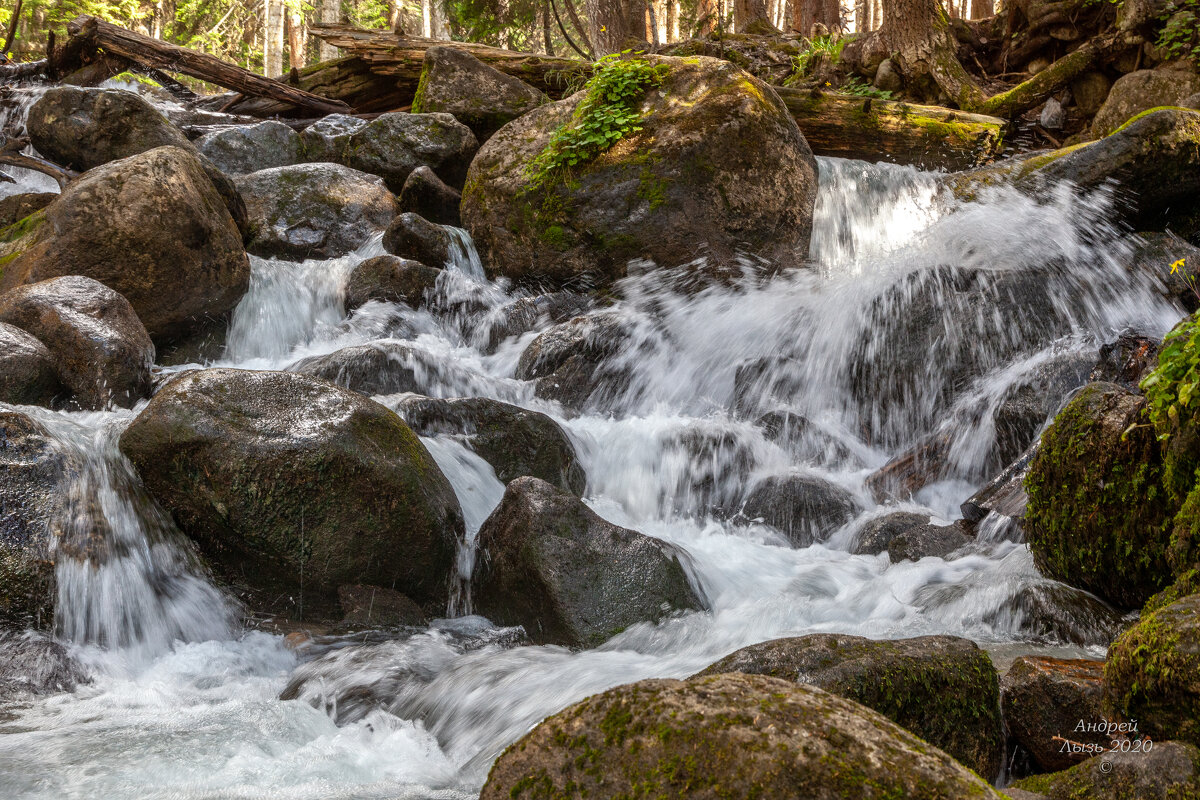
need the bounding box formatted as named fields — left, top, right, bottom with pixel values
left=1172, top=258, right=1187, bottom=275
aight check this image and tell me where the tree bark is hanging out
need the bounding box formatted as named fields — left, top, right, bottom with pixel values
left=587, top=0, right=645, bottom=55
left=667, top=0, right=679, bottom=40
left=969, top=0, right=993, bottom=17
left=696, top=0, right=717, bottom=34
left=794, top=0, right=838, bottom=36
left=265, top=0, right=285, bottom=77
left=543, top=1, right=555, bottom=53
left=319, top=0, right=339, bottom=60
left=287, top=8, right=306, bottom=70
left=735, top=0, right=775, bottom=32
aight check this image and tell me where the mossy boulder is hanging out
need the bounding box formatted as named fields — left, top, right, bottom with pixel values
left=1104, top=593, right=1200, bottom=747
left=117, top=368, right=465, bottom=619
left=345, top=111, right=478, bottom=192
left=740, top=473, right=860, bottom=548
left=395, top=395, right=586, bottom=494
left=0, top=193, right=55, bottom=229
left=1010, top=741, right=1200, bottom=800
left=0, top=146, right=250, bottom=342
left=481, top=672, right=1005, bottom=800
left=1001, top=656, right=1108, bottom=772
left=196, top=120, right=305, bottom=176
left=0, top=323, right=61, bottom=406
left=1091, top=69, right=1200, bottom=137
left=411, top=46, right=548, bottom=141
left=1024, top=382, right=1176, bottom=608
left=0, top=276, right=154, bottom=410
left=344, top=254, right=441, bottom=311
left=462, top=54, right=818, bottom=291
left=696, top=633, right=1004, bottom=779
left=472, top=476, right=701, bottom=648
left=300, top=113, right=367, bottom=163
left=235, top=163, right=399, bottom=260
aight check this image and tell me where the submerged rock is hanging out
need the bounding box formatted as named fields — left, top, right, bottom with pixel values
left=0, top=276, right=154, bottom=410
left=740, top=473, right=859, bottom=547
left=1010, top=741, right=1200, bottom=800
left=1002, top=656, right=1108, bottom=772
left=289, top=341, right=458, bottom=397
left=472, top=477, right=701, bottom=648
left=344, top=254, right=441, bottom=310
left=345, top=111, right=478, bottom=192
left=482, top=672, right=1004, bottom=800
left=514, top=311, right=636, bottom=409
left=0, top=323, right=61, bottom=407
left=463, top=54, right=817, bottom=290
left=888, top=520, right=972, bottom=563
left=852, top=511, right=933, bottom=555
left=478, top=291, right=592, bottom=353
left=236, top=163, right=398, bottom=260
left=411, top=46, right=548, bottom=140
left=118, top=369, right=464, bottom=619
left=696, top=633, right=1004, bottom=778
left=196, top=120, right=305, bottom=176
left=982, top=582, right=1123, bottom=647
left=0, top=630, right=87, bottom=701
left=398, top=165, right=462, bottom=226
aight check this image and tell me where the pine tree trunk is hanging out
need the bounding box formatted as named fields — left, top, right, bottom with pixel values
left=696, top=0, right=716, bottom=34
left=319, top=0, right=339, bottom=59
left=667, top=0, right=678, bottom=40
left=587, top=0, right=645, bottom=55
left=543, top=1, right=554, bottom=53
left=287, top=9, right=306, bottom=69
left=265, top=0, right=284, bottom=77
left=969, top=0, right=993, bottom=17
left=735, top=0, right=773, bottom=32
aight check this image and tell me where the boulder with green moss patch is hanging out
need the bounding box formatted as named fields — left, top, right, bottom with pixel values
left=118, top=368, right=464, bottom=621
left=481, top=672, right=1006, bottom=800
left=1010, top=741, right=1200, bottom=800
left=196, top=120, right=305, bottom=176
left=462, top=54, right=817, bottom=291
left=345, top=111, right=478, bottom=192
left=1091, top=69, right=1200, bottom=137
left=411, top=46, right=547, bottom=141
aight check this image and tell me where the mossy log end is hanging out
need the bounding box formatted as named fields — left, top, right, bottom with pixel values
left=775, top=87, right=1007, bottom=169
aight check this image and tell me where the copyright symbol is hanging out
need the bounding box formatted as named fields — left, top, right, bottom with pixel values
left=1099, top=759, right=1113, bottom=774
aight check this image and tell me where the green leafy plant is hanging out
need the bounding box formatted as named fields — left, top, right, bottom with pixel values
left=1156, top=0, right=1200, bottom=65
left=790, top=34, right=845, bottom=78
left=525, top=52, right=667, bottom=192
left=840, top=76, right=894, bottom=100
left=1141, top=306, right=1200, bottom=438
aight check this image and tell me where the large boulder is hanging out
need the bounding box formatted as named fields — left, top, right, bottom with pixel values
left=411, top=46, right=548, bottom=140
left=1002, top=656, right=1108, bottom=772
left=481, top=673, right=1005, bottom=800
left=345, top=111, right=478, bottom=192
left=0, top=146, right=250, bottom=341
left=382, top=212, right=454, bottom=267
left=1091, top=68, right=1200, bottom=137
left=196, top=120, right=305, bottom=176
left=696, top=633, right=1004, bottom=778
left=395, top=396, right=586, bottom=494
left=344, top=254, right=441, bottom=311
left=462, top=54, right=818, bottom=290
left=288, top=341, right=463, bottom=397
left=852, top=511, right=933, bottom=555
left=514, top=311, right=636, bottom=409
left=887, top=520, right=973, bottom=562
left=0, top=630, right=87, bottom=701
left=0, top=276, right=154, bottom=410
left=397, top=165, right=462, bottom=226
left=471, top=476, right=701, bottom=647
left=1025, top=383, right=1176, bottom=608
left=1104, top=593, right=1200, bottom=747
left=0, top=323, right=61, bottom=406
left=235, top=163, right=399, bottom=260
left=118, top=369, right=465, bottom=618
left=300, top=113, right=367, bottom=163
left=740, top=473, right=859, bottom=547
left=1010, top=741, right=1200, bottom=800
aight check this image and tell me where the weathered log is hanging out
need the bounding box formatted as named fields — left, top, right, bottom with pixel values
left=775, top=87, right=1007, bottom=169
left=66, top=15, right=352, bottom=115
left=0, top=136, right=77, bottom=187
left=225, top=55, right=406, bottom=116
left=0, top=58, right=44, bottom=80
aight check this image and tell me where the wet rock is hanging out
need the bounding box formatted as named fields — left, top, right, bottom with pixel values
left=0, top=276, right=154, bottom=409
left=344, top=254, right=441, bottom=310
left=1071, top=71, right=1112, bottom=116
left=118, top=368, right=464, bottom=619
left=1010, top=741, right=1200, bottom=800
left=397, top=165, right=462, bottom=226
left=1002, top=656, right=1108, bottom=772
left=478, top=291, right=591, bottom=353
left=993, top=352, right=1094, bottom=470
left=741, top=473, right=859, bottom=547
left=696, top=633, right=1004, bottom=779
left=0, top=146, right=250, bottom=341
left=337, top=584, right=428, bottom=629
left=852, top=511, right=934, bottom=555
left=960, top=439, right=1037, bottom=532
left=865, top=434, right=951, bottom=501
left=1090, top=331, right=1163, bottom=387
left=514, top=311, right=635, bottom=410
left=288, top=341, right=456, bottom=397
left=0, top=630, right=88, bottom=701
left=0, top=193, right=55, bottom=229
left=236, top=163, right=399, bottom=260
left=888, top=520, right=972, bottom=562
left=481, top=672, right=1005, bottom=800
left=396, top=396, right=586, bottom=494
left=0, top=323, right=61, bottom=406
left=299, top=113, right=367, bottom=163
left=472, top=476, right=701, bottom=648
left=345, top=111, right=478, bottom=192
left=1025, top=382, right=1175, bottom=608
left=411, top=46, right=548, bottom=140
left=731, top=355, right=803, bottom=417
left=982, top=582, right=1123, bottom=647
left=463, top=55, right=818, bottom=291
left=755, top=410, right=859, bottom=468
left=1105, top=593, right=1200, bottom=747
left=661, top=424, right=759, bottom=515
left=1091, top=68, right=1200, bottom=137
left=196, top=120, right=304, bottom=176
left=382, top=212, right=453, bottom=267
left=1128, top=232, right=1200, bottom=313
left=1040, top=97, right=1066, bottom=130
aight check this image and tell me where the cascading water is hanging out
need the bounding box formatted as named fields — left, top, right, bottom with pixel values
left=0, top=100, right=1184, bottom=798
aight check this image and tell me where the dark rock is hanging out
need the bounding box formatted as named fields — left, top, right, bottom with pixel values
left=1128, top=232, right=1200, bottom=313
left=346, top=111, right=478, bottom=192
left=1071, top=71, right=1111, bottom=116
left=396, top=396, right=586, bottom=494
left=992, top=352, right=1094, bottom=470
left=382, top=212, right=453, bottom=267
left=288, top=341, right=457, bottom=397
left=1091, top=330, right=1163, bottom=387
left=478, top=291, right=591, bottom=353
left=472, top=476, right=701, bottom=648
left=411, top=46, right=547, bottom=140
left=866, top=434, right=951, bottom=501
left=463, top=55, right=818, bottom=291
left=337, top=584, right=428, bottom=629
left=0, top=276, right=154, bottom=409
left=741, top=473, right=859, bottom=547
left=852, top=511, right=932, bottom=555
left=732, top=355, right=803, bottom=417
left=0, top=193, right=55, bottom=229
left=981, top=582, right=1123, bottom=647
left=755, top=410, right=859, bottom=467
left=299, top=113, right=367, bottom=163
left=888, top=520, right=972, bottom=562
left=118, top=368, right=465, bottom=619
left=0, top=630, right=87, bottom=701
left=660, top=424, right=759, bottom=515
left=1011, top=741, right=1200, bottom=800
left=0, top=322, right=61, bottom=406
left=397, top=165, right=462, bottom=226
left=514, top=311, right=635, bottom=409
left=0, top=146, right=250, bottom=341
left=1091, top=68, right=1200, bottom=137
left=1002, top=656, right=1108, bottom=772
left=344, top=254, right=441, bottom=310
left=960, top=439, right=1037, bottom=533
left=196, top=120, right=305, bottom=175
left=696, top=633, right=1004, bottom=779
left=481, top=672, right=1005, bottom=800
left=235, top=163, right=399, bottom=260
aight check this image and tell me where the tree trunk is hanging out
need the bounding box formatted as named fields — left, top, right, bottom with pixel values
left=587, top=0, right=645, bottom=55
left=855, top=0, right=870, bottom=32
left=877, top=0, right=984, bottom=107
left=319, top=0, right=339, bottom=60
left=265, top=0, right=285, bottom=77
left=543, top=1, right=554, bottom=53
left=287, top=9, right=306, bottom=70
left=735, top=0, right=775, bottom=32
left=667, top=0, right=679, bottom=40
left=696, top=0, right=716, bottom=34
left=969, top=0, right=993, bottom=17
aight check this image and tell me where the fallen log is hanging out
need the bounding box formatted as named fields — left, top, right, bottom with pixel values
left=66, top=15, right=352, bottom=115
left=225, top=55, right=407, bottom=116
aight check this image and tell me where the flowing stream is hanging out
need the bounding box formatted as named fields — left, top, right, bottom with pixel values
left=0, top=86, right=1186, bottom=798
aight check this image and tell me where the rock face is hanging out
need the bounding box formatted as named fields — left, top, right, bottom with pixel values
left=337, top=584, right=428, bottom=629
left=0, top=323, right=61, bottom=406
left=462, top=54, right=818, bottom=290
left=235, top=163, right=399, bottom=260
left=472, top=477, right=701, bottom=647
left=397, top=396, right=586, bottom=494
left=118, top=369, right=465, bottom=618
left=0, top=630, right=87, bottom=701
left=481, top=673, right=1005, bottom=800
left=740, top=474, right=859, bottom=547
left=398, top=165, right=462, bottom=226
left=411, top=46, right=547, bottom=140
left=0, top=276, right=154, bottom=410
left=345, top=111, right=478, bottom=192
left=1025, top=383, right=1174, bottom=608
left=1002, top=656, right=1108, bottom=772
left=196, top=120, right=305, bottom=176
left=344, top=254, right=441, bottom=310
left=382, top=212, right=454, bottom=267
left=696, top=633, right=1004, bottom=778
left=1010, top=741, right=1200, bottom=800
left=0, top=146, right=250, bottom=341
left=1091, top=68, right=1200, bottom=136
left=1104, top=593, right=1200, bottom=747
